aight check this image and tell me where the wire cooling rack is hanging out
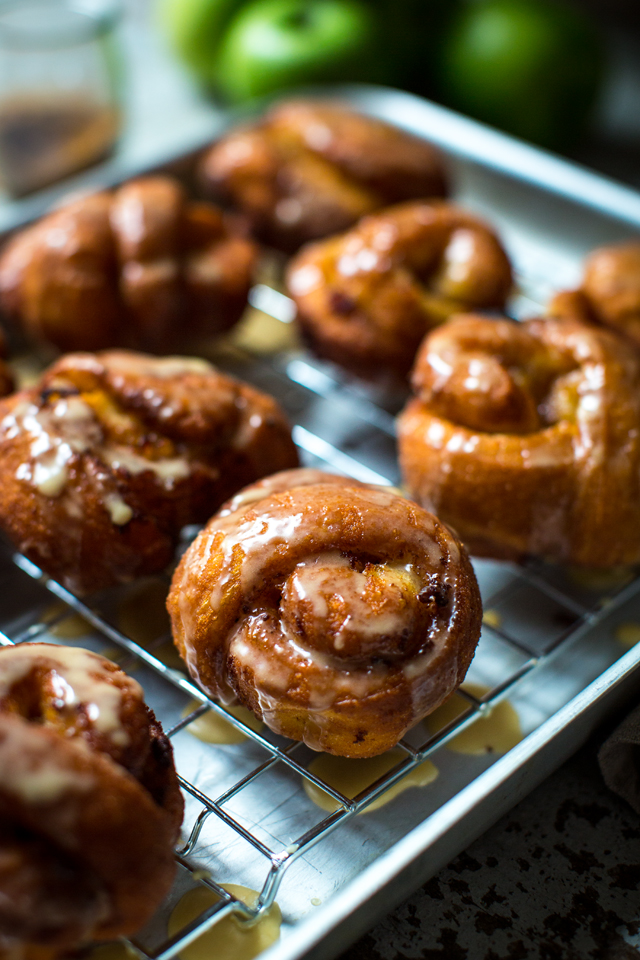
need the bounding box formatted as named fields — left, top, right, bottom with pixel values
left=2, top=252, right=640, bottom=960
left=2, top=291, right=640, bottom=960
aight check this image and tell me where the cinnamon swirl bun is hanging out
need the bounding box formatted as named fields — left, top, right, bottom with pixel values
left=0, top=350, right=298, bottom=594
left=398, top=313, right=640, bottom=567
left=549, top=242, right=640, bottom=347
left=286, top=201, right=513, bottom=379
left=0, top=642, right=182, bottom=957
left=0, top=176, right=257, bottom=354
left=199, top=99, right=448, bottom=251
left=168, top=468, right=481, bottom=758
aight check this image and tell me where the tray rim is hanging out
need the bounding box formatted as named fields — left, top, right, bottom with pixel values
left=343, top=84, right=640, bottom=230
left=4, top=81, right=640, bottom=239
left=261, top=638, right=640, bottom=960
left=223, top=85, right=640, bottom=959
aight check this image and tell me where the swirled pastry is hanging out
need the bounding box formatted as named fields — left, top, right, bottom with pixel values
left=549, top=242, right=640, bottom=346
left=199, top=100, right=448, bottom=251
left=286, top=201, right=513, bottom=379
left=168, top=468, right=481, bottom=758
left=397, top=313, right=640, bottom=567
left=0, top=642, right=183, bottom=957
left=0, top=350, right=298, bottom=594
left=0, top=176, right=257, bottom=353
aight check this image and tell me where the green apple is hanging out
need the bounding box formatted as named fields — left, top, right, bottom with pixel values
left=213, top=0, right=385, bottom=102
left=156, top=0, right=243, bottom=85
left=437, top=0, right=604, bottom=149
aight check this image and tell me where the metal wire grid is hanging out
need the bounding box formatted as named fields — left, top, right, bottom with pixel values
left=2, top=385, right=640, bottom=958
left=2, top=279, right=640, bottom=959
left=2, top=534, right=639, bottom=960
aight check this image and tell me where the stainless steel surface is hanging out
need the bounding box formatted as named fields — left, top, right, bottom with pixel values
left=2, top=86, right=640, bottom=960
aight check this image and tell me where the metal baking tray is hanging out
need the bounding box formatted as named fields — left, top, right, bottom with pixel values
left=3, top=84, right=640, bottom=960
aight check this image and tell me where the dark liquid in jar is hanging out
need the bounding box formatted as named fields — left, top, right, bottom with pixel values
left=0, top=93, right=119, bottom=197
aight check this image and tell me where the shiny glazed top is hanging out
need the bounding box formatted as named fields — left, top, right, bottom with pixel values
left=168, top=468, right=481, bottom=757
left=287, top=200, right=512, bottom=379
left=0, top=175, right=257, bottom=353
left=549, top=242, right=640, bottom=347
left=0, top=349, right=298, bottom=593
left=200, top=99, right=448, bottom=251
left=0, top=642, right=183, bottom=950
left=398, top=312, right=640, bottom=567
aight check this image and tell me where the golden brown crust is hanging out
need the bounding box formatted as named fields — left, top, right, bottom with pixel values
left=548, top=243, right=640, bottom=346
left=168, top=468, right=482, bottom=758
left=199, top=100, right=448, bottom=252
left=0, top=642, right=183, bottom=954
left=0, top=350, right=298, bottom=594
left=398, top=313, right=640, bottom=567
left=0, top=176, right=258, bottom=353
left=286, top=201, right=513, bottom=380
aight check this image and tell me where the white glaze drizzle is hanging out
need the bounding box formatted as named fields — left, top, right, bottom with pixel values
left=219, top=484, right=271, bottom=516
left=213, top=482, right=437, bottom=603
left=5, top=397, right=100, bottom=497
left=109, top=354, right=213, bottom=379
left=178, top=478, right=459, bottom=728
left=209, top=512, right=306, bottom=612
left=4, top=390, right=192, bottom=500
left=104, top=492, right=134, bottom=526
left=0, top=645, right=141, bottom=746
left=286, top=552, right=422, bottom=645
left=6, top=761, right=92, bottom=804
left=100, top=445, right=190, bottom=486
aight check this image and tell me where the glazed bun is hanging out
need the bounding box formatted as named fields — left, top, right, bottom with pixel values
left=549, top=242, right=640, bottom=346
left=168, top=468, right=481, bottom=758
left=0, top=642, right=183, bottom=956
left=287, top=201, right=512, bottom=379
left=0, top=176, right=257, bottom=354
left=0, top=350, right=298, bottom=593
left=398, top=312, right=640, bottom=567
left=200, top=99, right=448, bottom=251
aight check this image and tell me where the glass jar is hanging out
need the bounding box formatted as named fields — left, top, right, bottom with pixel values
left=0, top=0, right=123, bottom=197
